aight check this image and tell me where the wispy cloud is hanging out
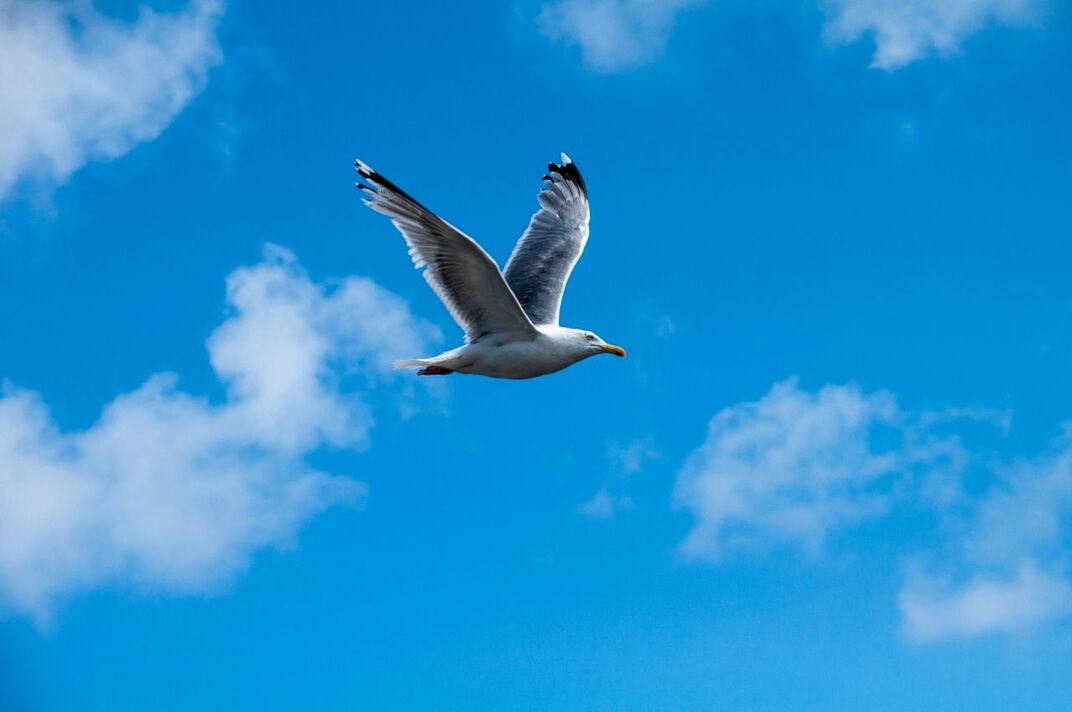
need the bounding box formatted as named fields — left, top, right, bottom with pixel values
left=0, top=245, right=435, bottom=622
left=0, top=0, right=222, bottom=201
left=900, top=562, right=1072, bottom=643
left=900, top=425, right=1072, bottom=642
left=821, top=0, right=1045, bottom=69
left=579, top=437, right=658, bottom=520
left=537, top=0, right=703, bottom=73
left=610, top=436, right=660, bottom=476
left=535, top=0, right=1045, bottom=73
left=579, top=488, right=623, bottom=519
left=673, top=379, right=960, bottom=558
left=636, top=311, right=677, bottom=338
left=675, top=378, right=1072, bottom=642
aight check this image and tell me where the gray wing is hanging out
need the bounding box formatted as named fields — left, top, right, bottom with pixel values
left=356, top=160, right=536, bottom=343
left=502, top=153, right=590, bottom=326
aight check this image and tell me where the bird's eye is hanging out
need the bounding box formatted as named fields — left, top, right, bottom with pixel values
left=586, top=333, right=595, bottom=341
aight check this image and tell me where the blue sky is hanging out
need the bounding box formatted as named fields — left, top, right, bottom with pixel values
left=1, top=0, right=1071, bottom=709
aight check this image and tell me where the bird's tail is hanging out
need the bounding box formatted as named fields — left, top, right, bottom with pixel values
left=393, top=358, right=430, bottom=370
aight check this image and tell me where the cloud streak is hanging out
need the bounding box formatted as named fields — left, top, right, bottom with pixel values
left=0, top=0, right=222, bottom=200
left=0, top=245, right=435, bottom=621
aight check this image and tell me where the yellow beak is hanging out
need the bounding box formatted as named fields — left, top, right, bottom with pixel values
left=601, top=343, right=627, bottom=357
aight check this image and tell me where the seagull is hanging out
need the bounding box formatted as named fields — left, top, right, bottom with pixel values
left=354, top=153, right=626, bottom=379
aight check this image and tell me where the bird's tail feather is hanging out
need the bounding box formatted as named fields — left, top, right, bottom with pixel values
left=393, top=358, right=429, bottom=370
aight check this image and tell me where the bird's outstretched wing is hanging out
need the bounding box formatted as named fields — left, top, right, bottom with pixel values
left=356, top=160, right=537, bottom=343
left=502, top=154, right=591, bottom=326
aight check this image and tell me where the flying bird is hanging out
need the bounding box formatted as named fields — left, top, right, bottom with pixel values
left=355, top=153, right=626, bottom=379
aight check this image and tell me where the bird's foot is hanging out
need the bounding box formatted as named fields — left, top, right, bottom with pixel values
left=417, top=365, right=454, bottom=376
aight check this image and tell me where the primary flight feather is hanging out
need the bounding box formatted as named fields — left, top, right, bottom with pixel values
left=355, top=153, right=625, bottom=379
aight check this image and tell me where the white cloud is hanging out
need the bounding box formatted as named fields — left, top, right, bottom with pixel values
left=537, top=0, right=704, bottom=73
left=900, top=562, right=1072, bottom=643
left=0, top=245, right=435, bottom=621
left=673, top=379, right=956, bottom=558
left=821, top=0, right=1045, bottom=69
left=579, top=437, right=656, bottom=520
left=610, top=436, right=660, bottom=475
left=897, top=426, right=1072, bottom=641
left=675, top=379, right=1072, bottom=642
left=536, top=0, right=1045, bottom=72
left=0, top=0, right=222, bottom=200
left=579, top=488, right=618, bottom=519
left=919, top=406, right=1013, bottom=434
left=966, top=434, right=1072, bottom=566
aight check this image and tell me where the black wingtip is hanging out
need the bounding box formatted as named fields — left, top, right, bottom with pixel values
left=352, top=158, right=436, bottom=213
left=545, top=156, right=588, bottom=197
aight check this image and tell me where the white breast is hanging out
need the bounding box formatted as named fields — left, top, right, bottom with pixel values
left=453, top=331, right=582, bottom=380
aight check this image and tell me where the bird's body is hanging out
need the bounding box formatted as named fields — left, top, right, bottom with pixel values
left=355, top=154, right=625, bottom=379
left=396, top=325, right=609, bottom=380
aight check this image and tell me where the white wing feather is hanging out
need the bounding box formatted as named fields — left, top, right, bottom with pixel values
left=356, top=160, right=536, bottom=343
left=502, top=153, right=590, bottom=326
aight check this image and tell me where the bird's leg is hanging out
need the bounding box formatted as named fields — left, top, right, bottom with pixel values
left=417, top=365, right=454, bottom=376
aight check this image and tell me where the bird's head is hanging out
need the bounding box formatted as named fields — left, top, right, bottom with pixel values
left=568, top=328, right=626, bottom=359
